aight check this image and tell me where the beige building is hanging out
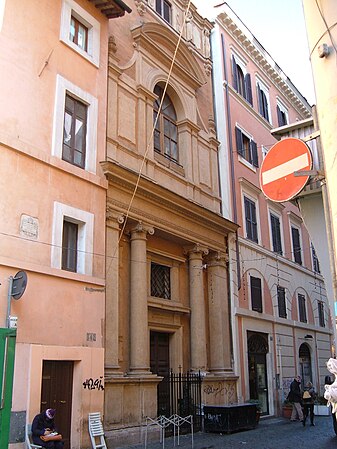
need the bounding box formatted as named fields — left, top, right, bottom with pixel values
left=0, top=1, right=130, bottom=448
left=102, top=0, right=238, bottom=445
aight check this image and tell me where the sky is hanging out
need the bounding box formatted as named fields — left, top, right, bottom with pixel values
left=192, top=0, right=316, bottom=105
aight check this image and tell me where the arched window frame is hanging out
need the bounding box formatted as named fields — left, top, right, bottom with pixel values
left=153, top=85, right=179, bottom=163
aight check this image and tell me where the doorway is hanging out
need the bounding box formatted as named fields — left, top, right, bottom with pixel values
left=247, top=332, right=269, bottom=414
left=150, top=332, right=170, bottom=416
left=299, top=343, right=312, bottom=387
left=41, top=361, right=73, bottom=449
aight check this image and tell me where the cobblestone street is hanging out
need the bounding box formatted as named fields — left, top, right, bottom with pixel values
left=118, top=415, right=337, bottom=449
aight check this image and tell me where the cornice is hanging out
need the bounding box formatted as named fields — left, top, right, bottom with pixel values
left=101, top=161, right=238, bottom=237
left=217, top=12, right=312, bottom=119
left=130, top=22, right=206, bottom=90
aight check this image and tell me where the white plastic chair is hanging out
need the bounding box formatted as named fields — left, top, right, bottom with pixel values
left=25, top=423, right=42, bottom=449
left=88, top=412, right=107, bottom=449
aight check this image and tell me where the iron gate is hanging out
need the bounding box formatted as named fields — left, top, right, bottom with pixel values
left=158, top=370, right=202, bottom=433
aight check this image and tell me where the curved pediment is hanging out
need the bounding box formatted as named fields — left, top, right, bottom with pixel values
left=131, top=22, right=207, bottom=90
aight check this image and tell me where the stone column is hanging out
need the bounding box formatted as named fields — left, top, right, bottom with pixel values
left=105, top=209, right=125, bottom=375
left=207, top=251, right=232, bottom=373
left=185, top=244, right=209, bottom=372
left=129, top=222, right=154, bottom=375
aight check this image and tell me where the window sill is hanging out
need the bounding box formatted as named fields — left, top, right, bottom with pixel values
left=238, top=156, right=257, bottom=172
left=154, top=152, right=185, bottom=176
left=148, top=297, right=190, bottom=314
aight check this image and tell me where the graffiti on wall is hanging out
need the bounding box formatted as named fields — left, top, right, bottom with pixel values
left=83, top=376, right=104, bottom=391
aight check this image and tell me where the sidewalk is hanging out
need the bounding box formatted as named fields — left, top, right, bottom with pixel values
left=117, top=415, right=337, bottom=449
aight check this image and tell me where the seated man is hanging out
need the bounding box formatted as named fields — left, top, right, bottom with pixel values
left=31, top=409, right=64, bottom=449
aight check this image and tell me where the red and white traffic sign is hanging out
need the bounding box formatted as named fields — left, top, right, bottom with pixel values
left=260, top=138, right=313, bottom=202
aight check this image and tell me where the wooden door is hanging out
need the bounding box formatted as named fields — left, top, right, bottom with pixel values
left=41, top=361, right=73, bottom=449
left=150, top=332, right=170, bottom=416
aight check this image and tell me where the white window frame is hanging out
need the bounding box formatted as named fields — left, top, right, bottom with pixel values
left=52, top=75, right=98, bottom=174
left=256, top=77, right=272, bottom=124
left=51, top=202, right=94, bottom=275
left=262, top=145, right=269, bottom=159
left=60, top=0, right=100, bottom=67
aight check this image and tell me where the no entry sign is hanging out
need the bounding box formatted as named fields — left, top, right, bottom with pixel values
left=260, top=138, right=313, bottom=202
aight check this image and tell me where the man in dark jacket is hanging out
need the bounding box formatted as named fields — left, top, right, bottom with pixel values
left=31, top=409, right=64, bottom=448
left=288, top=375, right=304, bottom=422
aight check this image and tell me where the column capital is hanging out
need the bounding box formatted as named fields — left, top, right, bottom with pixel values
left=207, top=251, right=229, bottom=268
left=183, top=243, right=209, bottom=258
left=106, top=208, right=125, bottom=229
left=130, top=221, right=155, bottom=239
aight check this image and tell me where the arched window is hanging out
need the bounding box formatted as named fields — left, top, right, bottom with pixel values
left=153, top=85, right=178, bottom=162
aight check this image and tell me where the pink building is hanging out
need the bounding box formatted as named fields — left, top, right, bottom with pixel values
left=0, top=1, right=130, bottom=448
left=211, top=4, right=333, bottom=416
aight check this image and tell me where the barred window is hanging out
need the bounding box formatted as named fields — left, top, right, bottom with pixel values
left=151, top=263, right=171, bottom=299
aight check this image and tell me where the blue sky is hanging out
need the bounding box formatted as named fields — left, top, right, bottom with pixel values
left=192, top=0, right=316, bottom=105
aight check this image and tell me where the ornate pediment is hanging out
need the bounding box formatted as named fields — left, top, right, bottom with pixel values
left=131, top=22, right=207, bottom=89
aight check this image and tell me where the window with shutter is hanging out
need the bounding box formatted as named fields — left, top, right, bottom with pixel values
left=277, top=105, right=288, bottom=126
left=277, top=286, right=287, bottom=318
left=251, top=276, right=262, bottom=312
left=311, top=244, right=320, bottom=273
left=235, top=127, right=258, bottom=167
left=270, top=213, right=283, bottom=255
left=62, top=220, right=78, bottom=272
left=257, top=83, right=270, bottom=122
left=232, top=56, right=253, bottom=105
left=244, top=196, right=258, bottom=243
left=291, top=226, right=302, bottom=265
left=318, top=301, right=325, bottom=327
left=298, top=293, right=307, bottom=323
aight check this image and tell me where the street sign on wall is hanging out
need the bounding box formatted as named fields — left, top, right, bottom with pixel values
left=260, top=137, right=313, bottom=202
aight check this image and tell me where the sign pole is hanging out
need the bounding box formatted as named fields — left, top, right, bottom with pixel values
left=6, top=277, right=13, bottom=329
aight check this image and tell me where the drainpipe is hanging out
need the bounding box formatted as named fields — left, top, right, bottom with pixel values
left=220, top=33, right=241, bottom=290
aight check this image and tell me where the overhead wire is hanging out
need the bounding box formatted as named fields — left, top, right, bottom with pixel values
left=105, top=0, right=193, bottom=278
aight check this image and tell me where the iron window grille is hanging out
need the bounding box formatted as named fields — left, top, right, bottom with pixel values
left=151, top=262, right=171, bottom=299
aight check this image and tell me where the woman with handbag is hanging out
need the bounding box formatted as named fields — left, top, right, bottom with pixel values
left=302, top=381, right=317, bottom=427
left=31, top=408, right=64, bottom=448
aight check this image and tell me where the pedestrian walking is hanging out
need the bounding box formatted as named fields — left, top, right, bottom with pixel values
left=303, top=381, right=316, bottom=426
left=287, top=375, right=304, bottom=422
